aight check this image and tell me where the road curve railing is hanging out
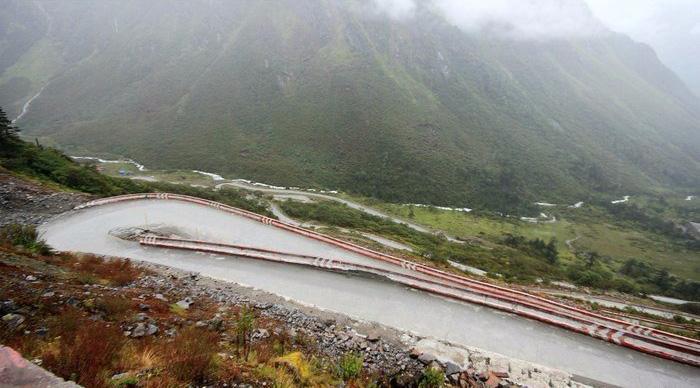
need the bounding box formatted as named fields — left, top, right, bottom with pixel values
left=75, top=193, right=700, bottom=366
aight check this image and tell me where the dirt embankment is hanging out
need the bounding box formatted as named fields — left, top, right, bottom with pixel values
left=0, top=170, right=90, bottom=227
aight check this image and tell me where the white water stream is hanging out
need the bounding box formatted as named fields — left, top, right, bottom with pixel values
left=12, top=85, right=47, bottom=124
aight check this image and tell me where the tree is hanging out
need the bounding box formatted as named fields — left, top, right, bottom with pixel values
left=653, top=269, right=673, bottom=292
left=235, top=305, right=255, bottom=359
left=0, top=107, right=20, bottom=146
left=583, top=251, right=600, bottom=268
left=544, top=238, right=559, bottom=264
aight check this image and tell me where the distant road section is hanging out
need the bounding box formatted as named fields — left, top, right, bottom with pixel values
left=215, top=181, right=465, bottom=243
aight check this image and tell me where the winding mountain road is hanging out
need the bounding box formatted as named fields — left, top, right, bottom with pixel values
left=215, top=181, right=464, bottom=242
left=39, top=194, right=700, bottom=387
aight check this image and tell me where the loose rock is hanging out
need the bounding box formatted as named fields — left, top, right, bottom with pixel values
left=2, top=313, right=25, bottom=329
left=418, top=353, right=437, bottom=365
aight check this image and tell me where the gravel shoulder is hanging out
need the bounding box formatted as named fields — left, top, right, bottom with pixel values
left=0, top=169, right=90, bottom=227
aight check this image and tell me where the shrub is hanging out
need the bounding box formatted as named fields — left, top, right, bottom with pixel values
left=95, top=296, right=133, bottom=318
left=0, top=224, right=52, bottom=254
left=502, top=234, right=558, bottom=264
left=337, top=352, right=363, bottom=381
left=43, top=318, right=124, bottom=387
left=74, top=256, right=141, bottom=286
left=165, top=326, right=219, bottom=383
left=679, top=303, right=700, bottom=315
left=419, top=368, right=445, bottom=388
left=614, top=279, right=639, bottom=294
left=235, top=306, right=256, bottom=358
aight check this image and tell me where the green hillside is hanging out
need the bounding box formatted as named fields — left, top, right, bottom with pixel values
left=1, top=0, right=699, bottom=211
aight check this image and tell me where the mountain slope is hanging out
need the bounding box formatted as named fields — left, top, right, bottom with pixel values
left=1, top=0, right=699, bottom=211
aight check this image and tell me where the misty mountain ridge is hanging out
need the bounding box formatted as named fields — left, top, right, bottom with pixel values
left=1, top=0, right=698, bottom=211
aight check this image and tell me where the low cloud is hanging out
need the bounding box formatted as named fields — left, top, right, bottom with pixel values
left=371, top=0, right=606, bottom=39
left=433, top=0, right=605, bottom=39
left=691, top=24, right=700, bottom=36
left=370, top=0, right=416, bottom=20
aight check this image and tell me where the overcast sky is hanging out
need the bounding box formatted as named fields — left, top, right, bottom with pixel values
left=584, top=0, right=699, bottom=43
left=373, top=0, right=699, bottom=40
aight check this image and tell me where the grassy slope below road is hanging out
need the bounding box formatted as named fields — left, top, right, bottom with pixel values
left=278, top=199, right=562, bottom=284
left=279, top=197, right=700, bottom=302
left=351, top=196, right=700, bottom=282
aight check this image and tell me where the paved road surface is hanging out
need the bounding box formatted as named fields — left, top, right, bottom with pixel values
left=39, top=200, right=700, bottom=387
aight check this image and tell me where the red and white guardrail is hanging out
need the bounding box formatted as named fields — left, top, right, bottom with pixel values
left=76, top=193, right=700, bottom=366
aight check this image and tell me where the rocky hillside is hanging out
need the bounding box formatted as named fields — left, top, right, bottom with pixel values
left=1, top=0, right=699, bottom=210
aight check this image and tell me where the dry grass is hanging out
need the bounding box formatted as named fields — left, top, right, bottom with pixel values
left=164, top=326, right=220, bottom=383
left=95, top=296, right=133, bottom=318
left=42, top=315, right=125, bottom=387
left=72, top=255, right=142, bottom=286
left=118, top=343, right=161, bottom=371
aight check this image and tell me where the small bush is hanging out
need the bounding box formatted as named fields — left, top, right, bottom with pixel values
left=0, top=223, right=52, bottom=254
left=679, top=303, right=700, bottom=315
left=235, top=306, right=256, bottom=358
left=337, top=352, right=363, bottom=381
left=165, top=326, right=219, bottom=383
left=43, top=318, right=125, bottom=387
left=74, top=256, right=141, bottom=286
left=95, top=296, right=133, bottom=318
left=419, top=368, right=445, bottom=388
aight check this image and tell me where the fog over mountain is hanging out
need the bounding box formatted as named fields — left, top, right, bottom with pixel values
left=372, top=0, right=700, bottom=94
left=585, top=0, right=700, bottom=96
left=374, top=0, right=606, bottom=39
left=0, top=0, right=698, bottom=211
